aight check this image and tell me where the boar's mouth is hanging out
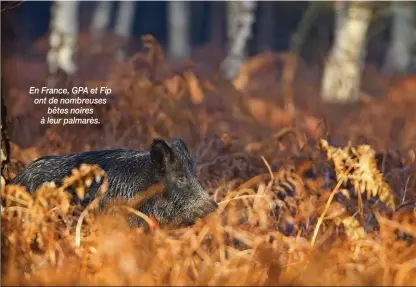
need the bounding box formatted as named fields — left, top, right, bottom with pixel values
left=168, top=199, right=219, bottom=228
left=188, top=199, right=219, bottom=225
left=138, top=195, right=219, bottom=229
left=205, top=199, right=219, bottom=214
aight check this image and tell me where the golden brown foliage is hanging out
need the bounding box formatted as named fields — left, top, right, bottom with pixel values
left=2, top=139, right=416, bottom=286
left=2, top=35, right=416, bottom=286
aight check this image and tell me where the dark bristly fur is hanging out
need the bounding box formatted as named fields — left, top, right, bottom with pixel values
left=12, top=137, right=218, bottom=227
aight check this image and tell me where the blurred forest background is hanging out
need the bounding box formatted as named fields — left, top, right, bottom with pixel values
left=1, top=0, right=416, bottom=172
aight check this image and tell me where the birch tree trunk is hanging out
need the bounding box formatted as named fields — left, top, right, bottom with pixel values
left=167, top=1, right=190, bottom=59
left=47, top=1, right=79, bottom=86
left=321, top=2, right=372, bottom=103
left=226, top=1, right=240, bottom=52
left=382, top=1, right=416, bottom=75
left=221, top=0, right=258, bottom=80
left=90, top=1, right=113, bottom=40
left=114, top=1, right=136, bottom=61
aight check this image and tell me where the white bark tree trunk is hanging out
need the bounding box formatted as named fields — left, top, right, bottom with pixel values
left=382, top=1, right=415, bottom=75
left=221, top=0, right=258, bottom=80
left=167, top=1, right=190, bottom=60
left=226, top=1, right=240, bottom=52
left=47, top=0, right=79, bottom=85
left=90, top=1, right=113, bottom=39
left=114, top=1, right=136, bottom=38
left=321, top=2, right=372, bottom=103
left=114, top=1, right=137, bottom=61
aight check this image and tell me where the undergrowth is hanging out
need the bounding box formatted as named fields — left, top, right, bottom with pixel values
left=2, top=139, right=415, bottom=286
left=2, top=35, right=416, bottom=287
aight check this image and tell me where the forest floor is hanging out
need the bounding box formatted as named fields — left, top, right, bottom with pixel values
left=2, top=33, right=416, bottom=286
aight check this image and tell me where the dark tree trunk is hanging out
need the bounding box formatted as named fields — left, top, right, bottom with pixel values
left=1, top=80, right=11, bottom=184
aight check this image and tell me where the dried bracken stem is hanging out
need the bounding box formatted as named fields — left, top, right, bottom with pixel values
left=261, top=156, right=274, bottom=181
left=311, top=165, right=353, bottom=247
left=75, top=191, right=106, bottom=248
left=218, top=194, right=267, bottom=208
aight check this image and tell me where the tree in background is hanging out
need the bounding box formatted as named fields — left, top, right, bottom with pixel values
left=221, top=0, right=258, bottom=80
left=90, top=1, right=112, bottom=43
left=382, top=1, right=416, bottom=75
left=321, top=1, right=373, bottom=103
left=47, top=1, right=79, bottom=87
left=89, top=1, right=137, bottom=60
left=167, top=1, right=190, bottom=59
left=114, top=1, right=137, bottom=61
left=44, top=0, right=414, bottom=98
left=1, top=80, right=11, bottom=195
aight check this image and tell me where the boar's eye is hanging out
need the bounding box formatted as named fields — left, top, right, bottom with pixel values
left=176, top=176, right=187, bottom=186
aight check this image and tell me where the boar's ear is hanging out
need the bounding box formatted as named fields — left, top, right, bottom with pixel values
left=150, top=138, right=175, bottom=172
left=171, top=137, right=190, bottom=154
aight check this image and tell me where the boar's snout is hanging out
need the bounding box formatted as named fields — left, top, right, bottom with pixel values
left=194, top=197, right=218, bottom=220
